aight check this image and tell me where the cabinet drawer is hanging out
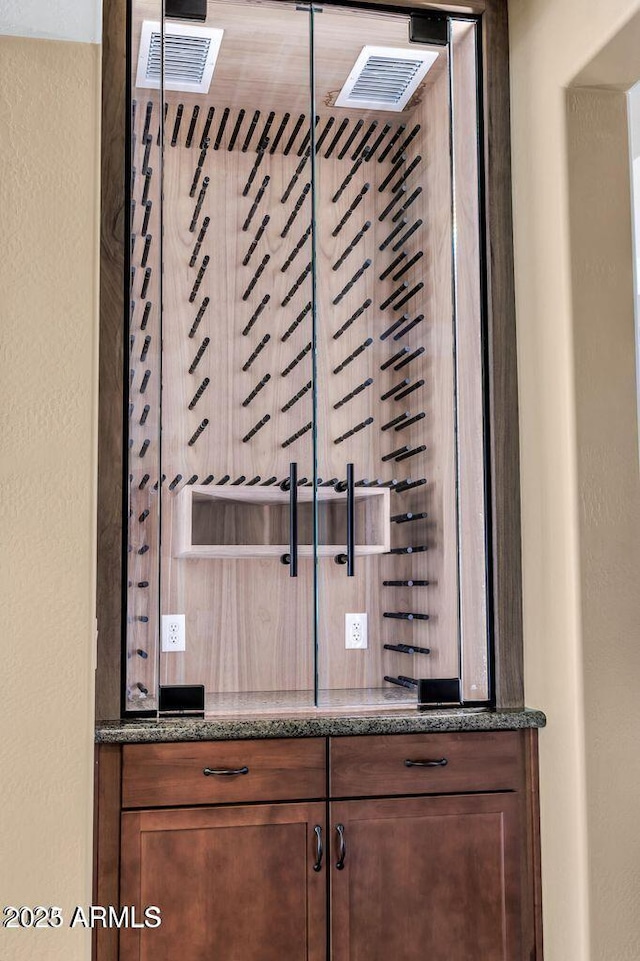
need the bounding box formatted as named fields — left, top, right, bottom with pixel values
left=122, top=738, right=327, bottom=808
left=329, top=731, right=524, bottom=797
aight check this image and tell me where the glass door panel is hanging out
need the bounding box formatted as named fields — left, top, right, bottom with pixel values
left=125, top=0, right=165, bottom=715
left=158, top=0, right=315, bottom=715
left=312, top=7, right=460, bottom=710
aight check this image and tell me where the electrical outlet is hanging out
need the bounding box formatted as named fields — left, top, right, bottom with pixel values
left=161, top=614, right=186, bottom=652
left=345, top=613, right=367, bottom=649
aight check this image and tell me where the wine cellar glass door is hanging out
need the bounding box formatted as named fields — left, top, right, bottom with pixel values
left=312, top=7, right=475, bottom=711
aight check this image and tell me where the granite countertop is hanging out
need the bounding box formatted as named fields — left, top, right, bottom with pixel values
left=95, top=707, right=546, bottom=743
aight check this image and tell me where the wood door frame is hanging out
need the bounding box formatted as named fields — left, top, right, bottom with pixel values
left=97, top=0, right=523, bottom=718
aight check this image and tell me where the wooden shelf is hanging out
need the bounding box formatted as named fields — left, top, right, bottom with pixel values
left=173, top=484, right=391, bottom=559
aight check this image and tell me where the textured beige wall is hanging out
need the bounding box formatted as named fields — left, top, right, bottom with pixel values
left=509, top=1, right=640, bottom=959
left=0, top=34, right=100, bottom=961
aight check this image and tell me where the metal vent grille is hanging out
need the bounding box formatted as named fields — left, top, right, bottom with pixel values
left=136, top=20, right=224, bottom=94
left=336, top=46, right=438, bottom=112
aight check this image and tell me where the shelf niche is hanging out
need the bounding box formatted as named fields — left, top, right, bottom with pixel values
left=173, top=484, right=391, bottom=559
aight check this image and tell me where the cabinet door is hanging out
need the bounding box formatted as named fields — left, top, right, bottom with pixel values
left=120, top=802, right=326, bottom=961
left=330, top=793, right=528, bottom=961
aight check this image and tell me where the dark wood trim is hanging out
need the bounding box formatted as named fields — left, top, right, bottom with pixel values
left=97, top=0, right=127, bottom=722
left=482, top=0, right=525, bottom=708
left=93, top=744, right=123, bottom=961
left=525, top=729, right=544, bottom=958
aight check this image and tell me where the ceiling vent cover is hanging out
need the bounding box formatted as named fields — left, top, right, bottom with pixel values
left=335, top=45, right=438, bottom=112
left=136, top=20, right=224, bottom=94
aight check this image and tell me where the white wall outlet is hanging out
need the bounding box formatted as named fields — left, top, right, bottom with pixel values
left=161, top=614, right=186, bottom=652
left=345, top=613, right=368, bottom=649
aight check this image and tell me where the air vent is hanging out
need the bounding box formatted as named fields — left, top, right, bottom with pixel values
left=136, top=20, right=224, bottom=94
left=335, top=46, right=438, bottom=112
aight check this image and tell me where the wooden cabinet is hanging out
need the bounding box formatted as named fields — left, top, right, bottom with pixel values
left=95, top=730, right=542, bottom=961
left=120, top=802, right=326, bottom=961
left=329, top=793, right=524, bottom=961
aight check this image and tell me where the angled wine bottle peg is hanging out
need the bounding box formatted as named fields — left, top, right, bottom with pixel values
left=392, top=222, right=423, bottom=255
left=188, top=377, right=210, bottom=410
left=242, top=140, right=268, bottom=197
left=241, top=109, right=260, bottom=152
left=189, top=255, right=210, bottom=303
left=281, top=421, right=312, bottom=448
left=384, top=642, right=431, bottom=654
left=141, top=234, right=152, bottom=268
left=333, top=222, right=371, bottom=271
left=333, top=337, right=373, bottom=374
left=281, top=225, right=312, bottom=273
left=394, top=379, right=424, bottom=401
left=228, top=108, right=246, bottom=152
left=242, top=333, right=270, bottom=372
left=242, top=175, right=270, bottom=232
left=324, top=118, right=349, bottom=158
left=334, top=416, right=374, bottom=444
left=189, top=337, right=210, bottom=374
left=337, top=118, right=364, bottom=160
left=242, top=373, right=271, bottom=407
left=281, top=183, right=311, bottom=238
left=283, top=113, right=305, bottom=156
left=314, top=116, right=334, bottom=153
left=189, top=216, right=211, bottom=268
left=378, top=124, right=406, bottom=162
left=391, top=156, right=422, bottom=193
left=242, top=414, right=270, bottom=443
left=241, top=253, right=270, bottom=301
left=186, top=105, right=200, bottom=148
left=381, top=379, right=410, bottom=401
left=243, top=214, right=270, bottom=267
left=281, top=379, right=312, bottom=412
left=188, top=418, right=209, bottom=446
left=382, top=410, right=410, bottom=431
left=189, top=297, right=210, bottom=338
left=333, top=298, right=372, bottom=340
left=189, top=177, right=210, bottom=233
left=281, top=261, right=311, bottom=307
left=393, top=314, right=424, bottom=340
left=242, top=294, right=270, bottom=336
left=281, top=301, right=312, bottom=342
left=381, top=347, right=409, bottom=371
left=380, top=314, right=409, bottom=341
left=392, top=187, right=422, bottom=223
left=170, top=104, right=184, bottom=147
left=332, top=184, right=370, bottom=237
left=395, top=444, right=427, bottom=462
left=395, top=411, right=426, bottom=431
left=141, top=301, right=152, bottom=330
left=390, top=512, right=428, bottom=524
left=380, top=282, right=409, bottom=311
left=213, top=106, right=230, bottom=150
left=333, top=377, right=373, bottom=410
left=281, top=341, right=311, bottom=377
left=200, top=106, right=215, bottom=148
left=395, top=347, right=425, bottom=371
left=281, top=151, right=309, bottom=204
left=332, top=260, right=371, bottom=306
left=393, top=250, right=423, bottom=281
left=270, top=112, right=290, bottom=154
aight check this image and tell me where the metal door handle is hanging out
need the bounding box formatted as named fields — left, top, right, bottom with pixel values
left=203, top=766, right=250, bottom=776
left=346, top=463, right=354, bottom=576
left=280, top=462, right=298, bottom=576
left=313, top=825, right=323, bottom=872
left=335, top=823, right=346, bottom=870
left=404, top=758, right=448, bottom=768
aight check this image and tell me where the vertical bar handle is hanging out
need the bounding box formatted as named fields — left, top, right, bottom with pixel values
left=346, top=463, right=355, bottom=576
left=289, top=461, right=298, bottom=577
left=335, top=823, right=346, bottom=870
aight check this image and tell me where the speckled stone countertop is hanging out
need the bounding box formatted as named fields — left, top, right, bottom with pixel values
left=95, top=707, right=546, bottom=743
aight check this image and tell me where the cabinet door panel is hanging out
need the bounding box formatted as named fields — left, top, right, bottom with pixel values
left=330, top=793, right=527, bottom=961
left=121, top=802, right=326, bottom=961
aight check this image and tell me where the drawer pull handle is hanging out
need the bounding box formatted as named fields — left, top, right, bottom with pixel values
left=404, top=758, right=448, bottom=768
left=313, top=825, right=323, bottom=872
left=202, top=766, right=249, bottom=777
left=335, top=823, right=346, bottom=870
